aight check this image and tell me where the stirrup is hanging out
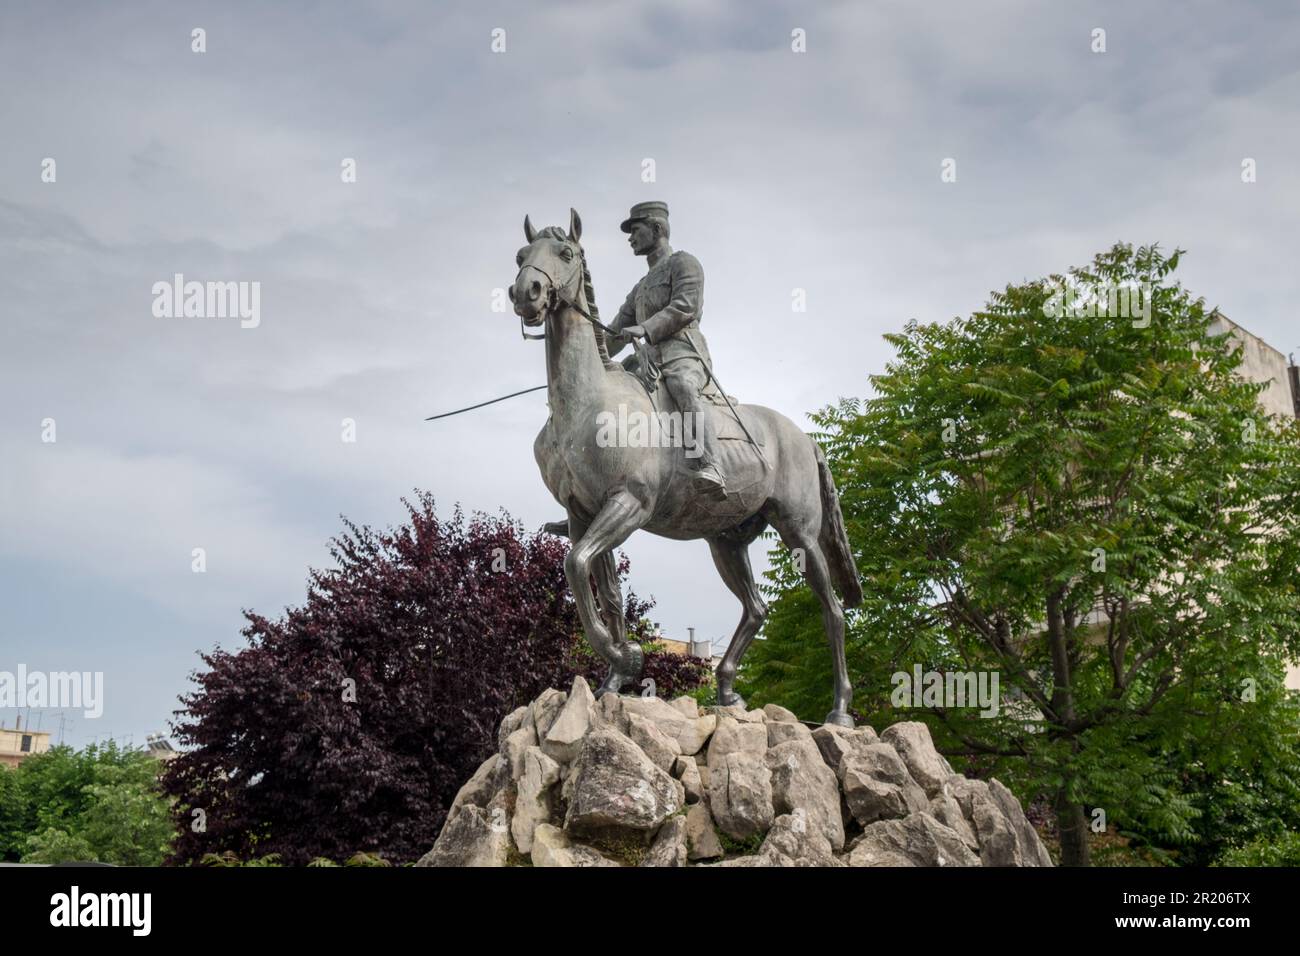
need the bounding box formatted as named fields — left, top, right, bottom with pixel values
left=693, top=466, right=727, bottom=498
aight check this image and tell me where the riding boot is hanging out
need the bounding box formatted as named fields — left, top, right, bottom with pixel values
left=672, top=386, right=726, bottom=498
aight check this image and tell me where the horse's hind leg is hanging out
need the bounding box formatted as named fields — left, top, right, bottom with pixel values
left=564, top=490, right=649, bottom=697
left=708, top=538, right=769, bottom=709
left=767, top=514, right=854, bottom=728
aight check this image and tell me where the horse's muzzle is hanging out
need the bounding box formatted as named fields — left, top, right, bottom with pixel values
left=510, top=273, right=547, bottom=325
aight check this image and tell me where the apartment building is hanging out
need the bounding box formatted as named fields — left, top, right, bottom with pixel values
left=0, top=717, right=51, bottom=770
left=1213, top=317, right=1299, bottom=689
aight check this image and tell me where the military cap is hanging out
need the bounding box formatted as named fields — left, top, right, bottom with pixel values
left=620, top=200, right=670, bottom=233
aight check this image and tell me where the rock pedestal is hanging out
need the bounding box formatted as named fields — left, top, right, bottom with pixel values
left=416, top=677, right=1053, bottom=867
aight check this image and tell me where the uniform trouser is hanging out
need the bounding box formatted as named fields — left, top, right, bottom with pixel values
left=661, top=358, right=721, bottom=473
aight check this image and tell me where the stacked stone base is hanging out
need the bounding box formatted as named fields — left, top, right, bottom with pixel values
left=417, top=677, right=1052, bottom=867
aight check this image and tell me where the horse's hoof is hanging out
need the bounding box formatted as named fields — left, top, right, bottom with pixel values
left=622, top=643, right=644, bottom=681
left=716, top=690, right=746, bottom=710
left=595, top=649, right=644, bottom=699
left=595, top=672, right=625, bottom=698
left=823, top=709, right=855, bottom=729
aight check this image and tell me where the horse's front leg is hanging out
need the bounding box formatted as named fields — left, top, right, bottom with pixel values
left=592, top=551, right=628, bottom=667
left=564, top=491, right=648, bottom=697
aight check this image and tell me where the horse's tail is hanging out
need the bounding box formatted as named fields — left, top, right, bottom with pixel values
left=814, top=441, right=863, bottom=609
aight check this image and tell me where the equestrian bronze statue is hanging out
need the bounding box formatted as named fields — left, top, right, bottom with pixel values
left=508, top=204, right=862, bottom=727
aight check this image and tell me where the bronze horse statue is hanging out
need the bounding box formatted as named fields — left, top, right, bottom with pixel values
left=509, top=209, right=862, bottom=726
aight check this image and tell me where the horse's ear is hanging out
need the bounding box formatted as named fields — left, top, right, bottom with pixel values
left=524, top=214, right=537, bottom=243
left=568, top=208, right=582, bottom=243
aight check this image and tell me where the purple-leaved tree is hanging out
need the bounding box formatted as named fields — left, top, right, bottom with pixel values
left=161, top=492, right=710, bottom=865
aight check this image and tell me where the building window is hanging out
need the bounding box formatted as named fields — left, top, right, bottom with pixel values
left=21, top=735, right=32, bottom=753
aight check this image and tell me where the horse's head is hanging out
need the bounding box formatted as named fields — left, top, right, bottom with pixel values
left=510, top=208, right=585, bottom=328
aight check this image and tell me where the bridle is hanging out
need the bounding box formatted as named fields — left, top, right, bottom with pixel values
left=514, top=236, right=662, bottom=395
left=514, top=240, right=617, bottom=341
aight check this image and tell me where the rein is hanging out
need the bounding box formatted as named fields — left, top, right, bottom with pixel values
left=516, top=253, right=616, bottom=340
left=516, top=243, right=662, bottom=393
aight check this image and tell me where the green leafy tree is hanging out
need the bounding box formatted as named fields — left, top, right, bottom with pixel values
left=0, top=765, right=22, bottom=856
left=74, top=779, right=175, bottom=866
left=0, top=742, right=175, bottom=865
left=748, top=244, right=1300, bottom=866
left=20, top=827, right=97, bottom=865
left=1215, top=830, right=1300, bottom=867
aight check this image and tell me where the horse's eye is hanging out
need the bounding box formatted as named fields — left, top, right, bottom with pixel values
left=560, top=247, right=574, bottom=260
left=516, top=252, right=525, bottom=266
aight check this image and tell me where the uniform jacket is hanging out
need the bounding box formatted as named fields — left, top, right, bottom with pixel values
left=609, top=247, right=712, bottom=369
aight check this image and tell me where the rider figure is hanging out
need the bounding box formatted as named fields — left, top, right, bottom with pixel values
left=606, top=201, right=727, bottom=498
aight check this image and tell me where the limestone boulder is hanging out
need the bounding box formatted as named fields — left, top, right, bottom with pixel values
left=812, top=724, right=879, bottom=773
left=988, top=778, right=1053, bottom=866
left=503, top=725, right=537, bottom=782
left=710, top=703, right=766, bottom=724
left=668, top=696, right=699, bottom=719
left=929, top=791, right=979, bottom=852
left=673, top=755, right=704, bottom=804
left=417, top=805, right=511, bottom=867
left=767, top=720, right=814, bottom=748
left=446, top=752, right=508, bottom=823
left=766, top=737, right=845, bottom=851
left=706, top=715, right=768, bottom=771
left=642, top=816, right=689, bottom=867
left=530, top=824, right=620, bottom=867
left=497, top=706, right=530, bottom=753
left=708, top=750, right=774, bottom=841
left=755, top=813, right=843, bottom=867
left=762, top=703, right=800, bottom=723
left=843, top=767, right=924, bottom=826
left=847, top=812, right=980, bottom=867
left=685, top=802, right=724, bottom=861
left=880, top=722, right=954, bottom=797
left=840, top=742, right=928, bottom=825
left=627, top=711, right=682, bottom=773
left=946, top=776, right=1021, bottom=866
left=529, top=688, right=568, bottom=744
left=562, top=727, right=684, bottom=838
left=621, top=696, right=716, bottom=756
left=511, top=746, right=560, bottom=854
left=542, top=676, right=596, bottom=764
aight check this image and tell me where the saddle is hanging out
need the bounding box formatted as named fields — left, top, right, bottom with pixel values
left=630, top=359, right=771, bottom=523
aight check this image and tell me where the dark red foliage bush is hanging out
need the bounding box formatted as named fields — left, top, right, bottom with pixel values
left=161, top=492, right=711, bottom=865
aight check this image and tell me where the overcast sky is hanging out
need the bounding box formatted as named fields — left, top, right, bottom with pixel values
left=2, top=0, right=1298, bottom=749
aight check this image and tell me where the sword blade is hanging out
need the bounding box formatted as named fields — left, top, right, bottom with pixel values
left=424, top=384, right=547, bottom=421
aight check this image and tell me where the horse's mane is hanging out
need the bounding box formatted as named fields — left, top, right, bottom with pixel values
left=538, top=226, right=611, bottom=366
